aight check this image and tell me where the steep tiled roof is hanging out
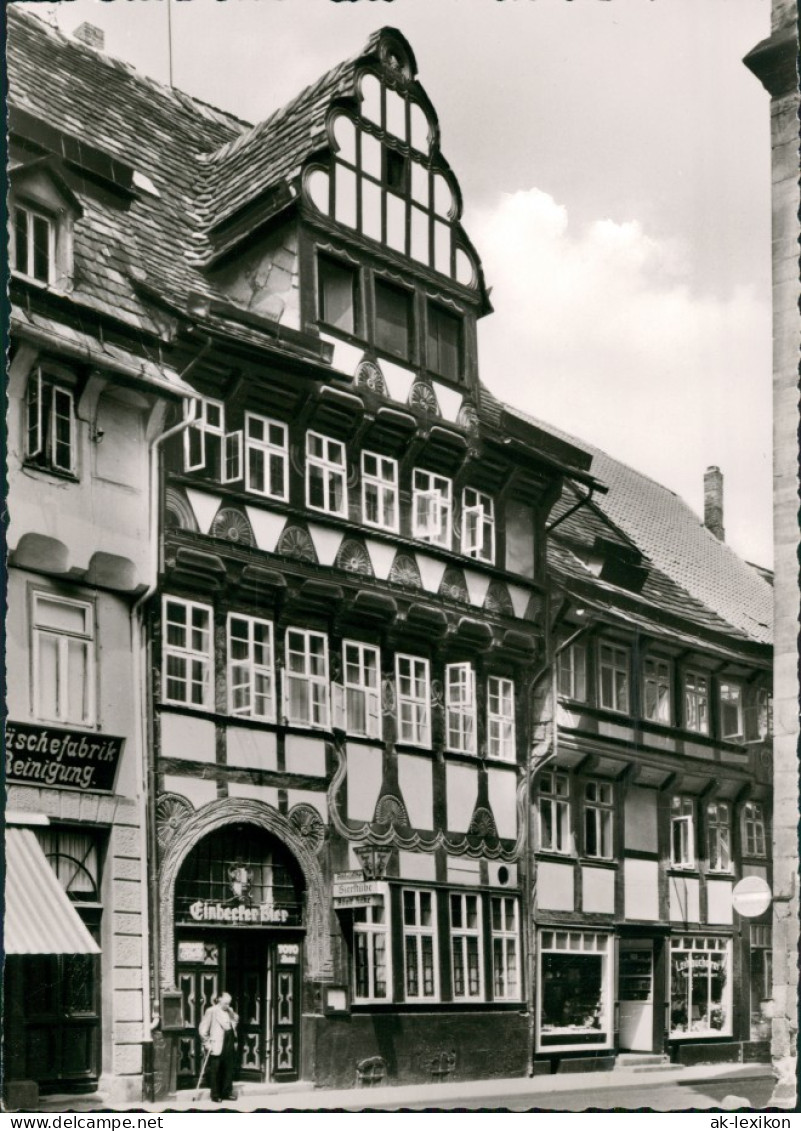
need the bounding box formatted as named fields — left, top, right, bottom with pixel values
left=8, top=5, right=246, bottom=335
left=490, top=386, right=773, bottom=647
left=195, top=30, right=386, bottom=234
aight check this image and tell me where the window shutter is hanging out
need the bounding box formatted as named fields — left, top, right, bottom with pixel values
left=415, top=489, right=437, bottom=536
left=184, top=422, right=206, bottom=471
left=280, top=668, right=288, bottom=724
left=462, top=505, right=481, bottom=554
left=366, top=688, right=381, bottom=739
left=331, top=681, right=345, bottom=731
left=223, top=430, right=243, bottom=483
left=51, top=387, right=75, bottom=472
left=26, top=366, right=43, bottom=457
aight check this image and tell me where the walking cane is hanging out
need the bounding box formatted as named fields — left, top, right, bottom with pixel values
left=193, top=1044, right=212, bottom=1102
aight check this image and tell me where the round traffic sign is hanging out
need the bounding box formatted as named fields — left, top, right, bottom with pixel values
left=732, top=876, right=772, bottom=918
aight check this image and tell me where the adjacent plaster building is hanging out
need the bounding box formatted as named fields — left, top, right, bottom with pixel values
left=4, top=7, right=779, bottom=1100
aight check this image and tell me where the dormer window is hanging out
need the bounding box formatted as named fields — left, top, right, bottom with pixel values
left=26, top=367, right=76, bottom=475
left=9, top=159, right=82, bottom=291
left=13, top=203, right=55, bottom=284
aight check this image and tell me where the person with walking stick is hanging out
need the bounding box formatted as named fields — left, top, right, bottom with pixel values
left=198, top=992, right=239, bottom=1103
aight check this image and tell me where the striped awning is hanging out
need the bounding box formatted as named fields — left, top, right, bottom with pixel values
left=4, top=827, right=101, bottom=955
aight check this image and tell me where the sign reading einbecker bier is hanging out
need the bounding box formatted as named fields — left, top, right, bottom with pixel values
left=5, top=721, right=124, bottom=793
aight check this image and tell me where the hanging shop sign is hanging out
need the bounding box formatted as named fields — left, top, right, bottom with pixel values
left=5, top=721, right=124, bottom=794
left=332, top=878, right=387, bottom=910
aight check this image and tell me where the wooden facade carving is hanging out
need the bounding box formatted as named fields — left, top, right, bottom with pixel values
left=157, top=798, right=332, bottom=989
left=210, top=506, right=255, bottom=546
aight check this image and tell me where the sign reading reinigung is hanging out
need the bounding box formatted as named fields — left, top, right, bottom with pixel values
left=5, top=721, right=125, bottom=793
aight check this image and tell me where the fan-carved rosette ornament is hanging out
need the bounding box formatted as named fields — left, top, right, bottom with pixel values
left=164, top=487, right=198, bottom=532
left=468, top=807, right=497, bottom=838
left=374, top=795, right=408, bottom=827
left=485, top=580, right=514, bottom=617
left=277, top=525, right=317, bottom=563
left=288, top=803, right=325, bottom=854
left=440, top=567, right=469, bottom=603
left=210, top=507, right=254, bottom=546
left=408, top=380, right=440, bottom=417
left=356, top=358, right=387, bottom=396
left=156, top=793, right=194, bottom=849
left=389, top=552, right=422, bottom=589
left=335, top=539, right=373, bottom=577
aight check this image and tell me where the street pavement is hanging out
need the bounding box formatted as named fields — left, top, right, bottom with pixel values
left=34, top=1063, right=786, bottom=1114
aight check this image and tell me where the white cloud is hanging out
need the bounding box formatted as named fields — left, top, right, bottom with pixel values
left=473, top=188, right=773, bottom=566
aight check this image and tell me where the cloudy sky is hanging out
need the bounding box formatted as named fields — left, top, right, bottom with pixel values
left=36, top=0, right=773, bottom=566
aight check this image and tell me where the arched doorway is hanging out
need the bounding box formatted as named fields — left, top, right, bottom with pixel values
left=173, top=823, right=305, bottom=1088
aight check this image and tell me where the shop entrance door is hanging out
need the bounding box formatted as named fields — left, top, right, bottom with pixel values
left=225, top=935, right=269, bottom=1081
left=176, top=934, right=301, bottom=1089
left=615, top=936, right=656, bottom=1049
left=618, top=940, right=654, bottom=1051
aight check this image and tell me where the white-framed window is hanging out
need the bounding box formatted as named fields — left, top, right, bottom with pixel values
left=491, top=896, right=520, bottom=1000
left=283, top=628, right=329, bottom=728
left=412, top=469, right=451, bottom=548
left=671, top=796, right=696, bottom=868
left=353, top=902, right=390, bottom=1002
left=227, top=614, right=275, bottom=720
left=306, top=431, right=348, bottom=516
left=706, top=801, right=731, bottom=872
left=184, top=397, right=242, bottom=483
left=742, top=801, right=767, bottom=857
left=450, top=892, right=483, bottom=1000
left=539, top=771, right=571, bottom=853
left=396, top=654, right=431, bottom=747
left=461, top=487, right=495, bottom=563
left=12, top=202, right=55, bottom=284
left=162, top=597, right=213, bottom=709
left=538, top=931, right=611, bottom=1050
left=719, top=682, right=744, bottom=742
left=584, top=781, right=614, bottom=860
left=26, top=368, right=76, bottom=475
left=684, top=670, right=709, bottom=734
left=403, top=889, right=438, bottom=1000
left=244, top=413, right=288, bottom=500
left=557, top=642, right=587, bottom=702
left=343, top=640, right=381, bottom=738
left=361, top=451, right=398, bottom=532
left=598, top=643, right=629, bottom=713
left=488, top=676, right=515, bottom=761
left=32, top=593, right=95, bottom=725
left=643, top=657, right=672, bottom=724
left=445, top=662, right=477, bottom=754
left=670, top=936, right=732, bottom=1038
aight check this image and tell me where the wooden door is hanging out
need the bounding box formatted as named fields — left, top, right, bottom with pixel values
left=175, top=939, right=220, bottom=1091
left=228, top=936, right=268, bottom=1081
left=619, top=942, right=654, bottom=1051
left=271, top=941, right=301, bottom=1081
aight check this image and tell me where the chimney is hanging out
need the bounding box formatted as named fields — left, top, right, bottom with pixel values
left=74, top=22, right=105, bottom=51
left=704, top=465, right=725, bottom=541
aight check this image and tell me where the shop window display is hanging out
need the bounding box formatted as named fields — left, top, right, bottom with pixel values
left=538, top=932, right=610, bottom=1049
left=669, top=936, right=731, bottom=1037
